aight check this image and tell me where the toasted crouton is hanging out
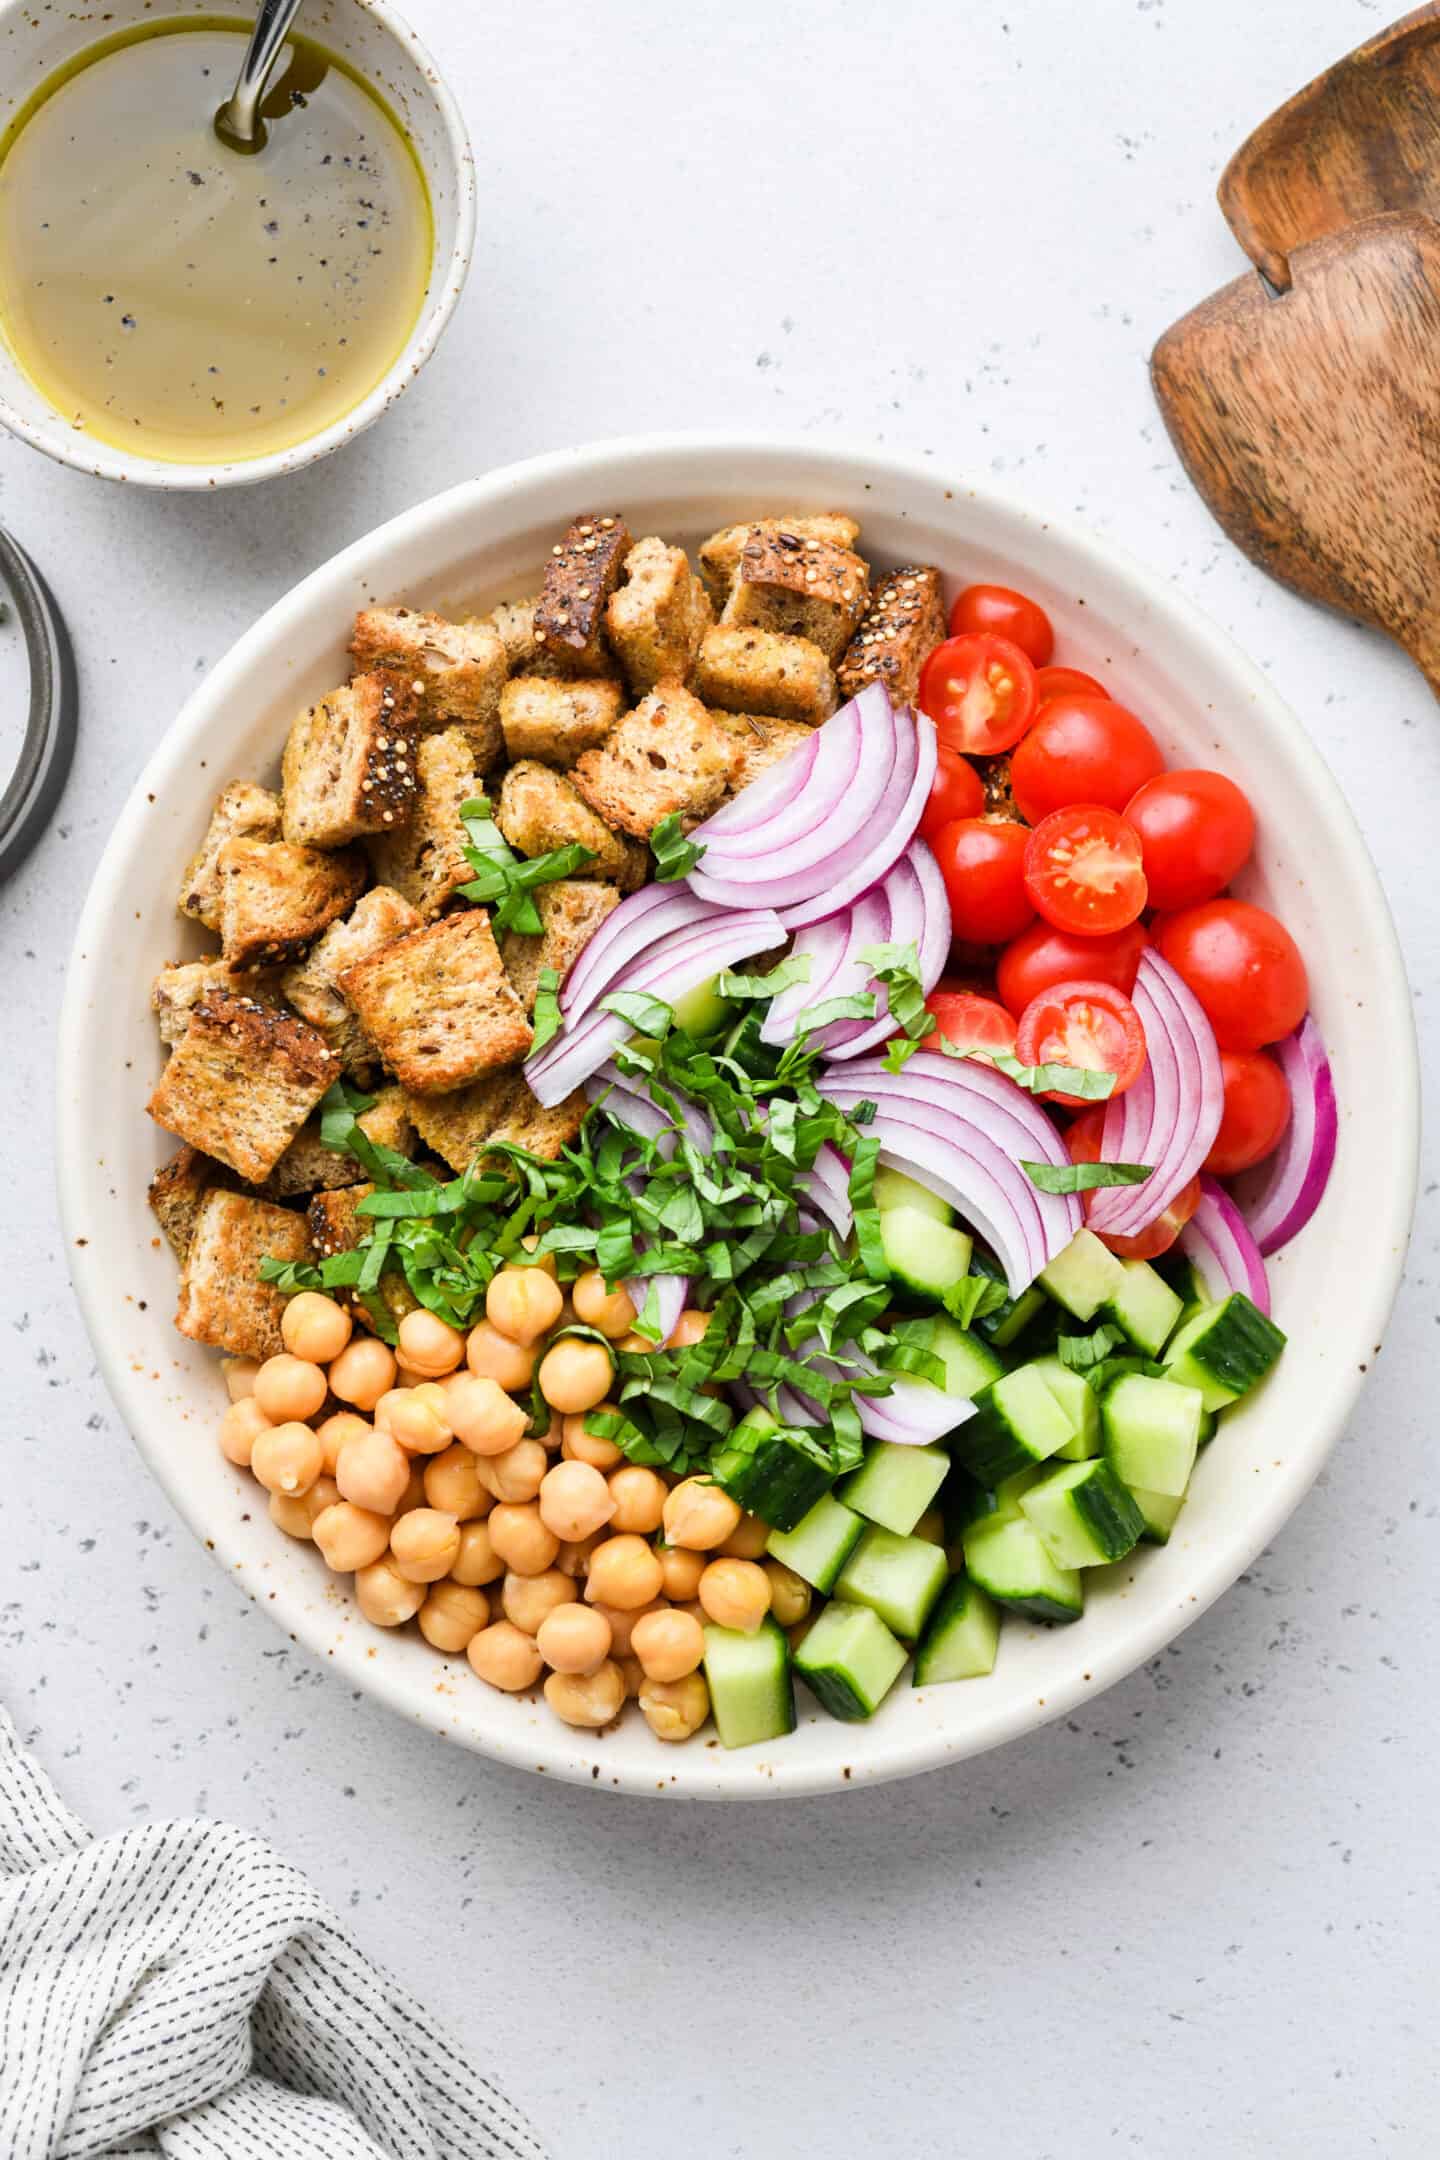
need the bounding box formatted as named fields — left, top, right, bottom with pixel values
left=280, top=885, right=422, bottom=1075
left=365, top=728, right=482, bottom=919
left=147, top=991, right=342, bottom=1183
left=710, top=711, right=815, bottom=795
left=495, top=761, right=647, bottom=889
left=404, top=1070, right=588, bottom=1175
left=499, top=676, right=624, bottom=767
left=148, top=1145, right=230, bottom=1262
left=350, top=606, right=506, bottom=762
left=480, top=596, right=541, bottom=674
left=216, top=837, right=367, bottom=973
left=280, top=675, right=419, bottom=849
left=721, top=530, right=869, bottom=660
left=263, top=1084, right=416, bottom=1198
left=690, top=626, right=838, bottom=725
left=306, top=1185, right=419, bottom=1333
left=837, top=565, right=947, bottom=709
left=604, top=537, right=713, bottom=695
left=499, top=879, right=621, bottom=1010
left=571, top=686, right=731, bottom=839
left=175, top=1188, right=311, bottom=1361
left=533, top=514, right=632, bottom=676
left=177, top=782, right=282, bottom=932
left=338, top=911, right=532, bottom=1095
left=698, top=515, right=862, bottom=605
left=151, top=957, right=276, bottom=1047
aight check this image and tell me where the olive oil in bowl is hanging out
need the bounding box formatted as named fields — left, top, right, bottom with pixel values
left=0, top=17, right=433, bottom=465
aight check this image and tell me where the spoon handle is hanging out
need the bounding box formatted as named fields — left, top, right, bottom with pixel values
left=220, top=0, right=305, bottom=146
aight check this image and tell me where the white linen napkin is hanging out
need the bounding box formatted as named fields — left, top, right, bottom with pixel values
left=0, top=1709, right=549, bottom=2160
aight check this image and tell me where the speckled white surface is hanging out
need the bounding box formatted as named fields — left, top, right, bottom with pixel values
left=4, top=1, right=1438, bottom=2150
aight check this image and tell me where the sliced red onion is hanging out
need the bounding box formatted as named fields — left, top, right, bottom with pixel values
left=561, top=884, right=721, bottom=1020
left=799, top=1142, right=854, bottom=1239
left=690, top=685, right=891, bottom=872
left=1179, top=1175, right=1271, bottom=1316
left=585, top=1062, right=713, bottom=1157
left=761, top=882, right=890, bottom=1049
left=824, top=842, right=951, bottom=1057
left=1088, top=950, right=1224, bottom=1238
left=784, top=714, right=936, bottom=930
left=626, top=1272, right=690, bottom=1345
left=1243, top=1015, right=1338, bottom=1256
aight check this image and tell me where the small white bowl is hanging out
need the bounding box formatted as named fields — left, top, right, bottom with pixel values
left=0, top=0, right=474, bottom=489
left=57, top=436, right=1420, bottom=1799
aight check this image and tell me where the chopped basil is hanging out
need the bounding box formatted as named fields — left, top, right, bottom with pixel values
left=1022, top=1159, right=1153, bottom=1194
left=940, top=1274, right=1010, bottom=1328
left=717, top=952, right=813, bottom=1001
left=456, top=794, right=596, bottom=933
left=1057, top=1323, right=1125, bottom=1370
left=528, top=967, right=564, bottom=1057
left=650, top=813, right=705, bottom=880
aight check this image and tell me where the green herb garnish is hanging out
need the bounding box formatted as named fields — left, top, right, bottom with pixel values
left=528, top=967, right=564, bottom=1058
left=1022, top=1159, right=1152, bottom=1195
left=456, top=795, right=596, bottom=933
left=1056, top=1323, right=1125, bottom=1370
left=651, top=813, right=706, bottom=881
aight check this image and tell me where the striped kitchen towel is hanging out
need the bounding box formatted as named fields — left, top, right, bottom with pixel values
left=0, top=1710, right=549, bottom=2159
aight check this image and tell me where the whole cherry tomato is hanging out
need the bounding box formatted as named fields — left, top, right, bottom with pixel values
left=1015, top=980, right=1146, bottom=1107
left=996, top=918, right=1149, bottom=1017
left=1203, top=1049, right=1291, bottom=1174
left=1034, top=665, right=1108, bottom=704
left=949, top=583, right=1055, bottom=666
left=919, top=633, right=1039, bottom=757
left=1010, top=695, right=1164, bottom=821
left=1022, top=805, right=1148, bottom=935
left=923, top=987, right=1019, bottom=1060
left=919, top=745, right=986, bottom=844
left=1123, top=768, right=1255, bottom=912
left=1067, top=1106, right=1201, bottom=1260
left=930, top=817, right=1034, bottom=944
left=1157, top=900, right=1308, bottom=1051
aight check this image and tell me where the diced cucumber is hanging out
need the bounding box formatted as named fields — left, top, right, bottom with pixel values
left=880, top=1206, right=974, bottom=1301
left=839, top=1440, right=951, bottom=1537
left=1163, top=1294, right=1287, bottom=1411
left=709, top=1407, right=834, bottom=1532
left=942, top=1466, right=1040, bottom=1541
left=950, top=1363, right=1075, bottom=1486
left=1018, top=1458, right=1145, bottom=1568
left=765, top=1493, right=864, bottom=1593
left=671, top=976, right=734, bottom=1039
left=912, top=1574, right=1000, bottom=1685
left=1131, top=1485, right=1186, bottom=1545
left=970, top=1250, right=1048, bottom=1347
left=1103, top=1258, right=1184, bottom=1357
left=1038, top=1228, right=1125, bottom=1321
left=834, top=1525, right=948, bottom=1640
left=893, top=1314, right=1004, bottom=1399
left=1100, top=1372, right=1204, bottom=1497
left=874, top=1166, right=952, bottom=1222
left=702, top=1616, right=795, bottom=1749
left=1198, top=1407, right=1218, bottom=1449
left=962, top=1510, right=1084, bottom=1624
left=1024, top=1353, right=1100, bottom=1461
left=794, top=1601, right=907, bottom=1719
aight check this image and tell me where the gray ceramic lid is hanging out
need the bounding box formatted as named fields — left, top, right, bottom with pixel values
left=0, top=527, right=76, bottom=880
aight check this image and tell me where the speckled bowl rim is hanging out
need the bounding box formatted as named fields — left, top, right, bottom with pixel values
left=0, top=0, right=475, bottom=490
left=57, top=435, right=1420, bottom=1799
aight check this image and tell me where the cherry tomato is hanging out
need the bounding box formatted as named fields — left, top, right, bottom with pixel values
left=948, top=584, right=1055, bottom=667
left=1009, top=696, right=1164, bottom=821
left=1067, top=1107, right=1201, bottom=1259
left=1203, top=1050, right=1291, bottom=1174
left=931, top=817, right=1034, bottom=945
left=1157, top=900, right=1308, bottom=1051
left=919, top=634, right=1039, bottom=757
left=996, top=919, right=1149, bottom=1018
left=919, top=744, right=986, bottom=844
left=1015, top=981, right=1145, bottom=1107
left=1022, top=805, right=1147, bottom=936
left=924, top=987, right=1019, bottom=1060
left=1034, top=665, right=1108, bottom=705
left=1123, top=768, right=1255, bottom=912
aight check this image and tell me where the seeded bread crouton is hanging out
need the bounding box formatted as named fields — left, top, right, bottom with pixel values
left=480, top=596, right=540, bottom=674
left=710, top=711, right=815, bottom=795
left=721, top=530, right=869, bottom=661
left=216, top=836, right=367, bottom=973
left=571, top=686, right=731, bottom=839
left=837, top=565, right=947, bottom=709
left=264, top=1085, right=416, bottom=1199
left=498, top=879, right=621, bottom=1011
left=338, top=911, right=532, bottom=1096
left=604, top=537, right=713, bottom=695
left=698, top=515, right=861, bottom=605
left=175, top=1187, right=312, bottom=1361
left=404, top=1070, right=588, bottom=1175
left=496, top=761, right=647, bottom=889
left=499, top=676, right=624, bottom=767
left=280, top=885, right=421, bottom=1076
left=148, top=1145, right=231, bottom=1261
left=350, top=606, right=506, bottom=762
left=151, top=957, right=276, bottom=1047
left=365, top=728, right=482, bottom=920
left=147, top=991, right=342, bottom=1184
left=177, top=782, right=282, bottom=932
left=533, top=514, right=632, bottom=676
left=690, top=626, right=838, bottom=726
left=279, top=675, right=419, bottom=849
left=306, top=1184, right=419, bottom=1333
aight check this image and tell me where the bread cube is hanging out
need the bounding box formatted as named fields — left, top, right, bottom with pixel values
left=837, top=565, right=947, bottom=710
left=404, top=1070, right=588, bottom=1175
left=480, top=595, right=541, bottom=674
left=498, top=879, right=620, bottom=1011
left=216, top=837, right=367, bottom=972
left=280, top=885, right=422, bottom=1075
left=710, top=711, right=815, bottom=795
left=174, top=1187, right=312, bottom=1361
left=350, top=606, right=506, bottom=762
left=604, top=537, right=713, bottom=695
left=280, top=674, right=419, bottom=849
left=533, top=513, right=632, bottom=676
left=151, top=957, right=276, bottom=1047
left=177, top=782, right=282, bottom=932
left=690, top=626, right=838, bottom=725
left=698, top=514, right=861, bottom=605
left=499, top=676, right=624, bottom=766
left=721, top=530, right=869, bottom=660
left=495, top=761, right=647, bottom=889
left=366, top=728, right=484, bottom=919
left=338, top=911, right=533, bottom=1095
left=263, top=1085, right=416, bottom=1199
left=148, top=1145, right=230, bottom=1262
left=147, top=990, right=342, bottom=1184
left=571, top=686, right=731, bottom=839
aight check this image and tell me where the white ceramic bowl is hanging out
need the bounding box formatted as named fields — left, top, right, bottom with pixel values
left=58, top=436, right=1419, bottom=1799
left=0, top=0, right=474, bottom=489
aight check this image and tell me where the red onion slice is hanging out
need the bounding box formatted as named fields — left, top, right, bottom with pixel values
left=798, top=1142, right=854, bottom=1239
left=584, top=1064, right=714, bottom=1158
left=561, top=884, right=722, bottom=1020
left=1089, top=950, right=1224, bottom=1237
left=626, top=1272, right=691, bottom=1345
left=781, top=713, right=937, bottom=929
left=1179, top=1175, right=1271, bottom=1315
left=1242, top=1016, right=1338, bottom=1256
left=758, top=905, right=862, bottom=1047
left=821, top=841, right=951, bottom=1059
left=694, top=695, right=881, bottom=874
left=685, top=703, right=828, bottom=845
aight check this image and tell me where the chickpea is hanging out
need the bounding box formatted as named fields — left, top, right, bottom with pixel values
left=393, top=1362, right=432, bottom=1389
left=544, top=1659, right=625, bottom=1728
left=269, top=1473, right=340, bottom=1541
left=616, top=1334, right=653, bottom=1355
left=639, top=1671, right=710, bottom=1742
left=535, top=1602, right=612, bottom=1675
left=222, top=1356, right=259, bottom=1402
left=396, top=1308, right=465, bottom=1378
left=584, top=1534, right=664, bottom=1611
left=630, top=1606, right=705, bottom=1683
left=502, top=1567, right=578, bottom=1636
left=788, top=1615, right=815, bottom=1655
left=467, top=1621, right=543, bottom=1692
left=698, top=1558, right=772, bottom=1634
left=376, top=1383, right=452, bottom=1456
left=465, top=1320, right=537, bottom=1392
left=483, top=1438, right=548, bottom=1504
left=418, top=1580, right=490, bottom=1653
left=281, top=1290, right=352, bottom=1365
left=913, top=1506, right=945, bottom=1546
left=423, top=1444, right=489, bottom=1519
left=617, top=1653, right=645, bottom=1700
left=390, top=1508, right=461, bottom=1584
left=354, top=1557, right=426, bottom=1628
left=519, top=1234, right=558, bottom=1279
left=668, top=1308, right=712, bottom=1350
left=538, top=1460, right=615, bottom=1542
left=250, top=1420, right=323, bottom=1499
left=450, top=1518, right=504, bottom=1588
left=538, top=1338, right=613, bottom=1416
left=312, top=1500, right=391, bottom=1573
left=395, top=1462, right=427, bottom=1515
left=662, top=1477, right=741, bottom=1552
left=444, top=1372, right=529, bottom=1457
left=570, top=1269, right=637, bottom=1339
left=763, top=1559, right=812, bottom=1629
left=536, top=1414, right=565, bottom=1451
left=253, top=1354, right=328, bottom=1426
left=336, top=1425, right=410, bottom=1515
left=590, top=1599, right=664, bottom=1659
left=315, top=1410, right=371, bottom=1477
left=487, top=1501, right=560, bottom=1576
left=554, top=1529, right=606, bottom=1579
left=328, top=1336, right=396, bottom=1412
left=674, top=1600, right=708, bottom=1627
left=486, top=1265, right=565, bottom=1347
left=656, top=1543, right=705, bottom=1602
left=606, top=1465, right=668, bottom=1535
left=719, top=1511, right=771, bottom=1560
left=560, top=1406, right=624, bottom=1472
left=219, top=1396, right=270, bottom=1468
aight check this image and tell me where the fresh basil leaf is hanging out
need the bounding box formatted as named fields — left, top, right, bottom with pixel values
left=1022, top=1159, right=1152, bottom=1194
left=599, top=989, right=676, bottom=1036
left=258, top=1257, right=322, bottom=1293
left=528, top=967, right=564, bottom=1057
left=718, top=952, right=813, bottom=1001
left=859, top=941, right=936, bottom=1045
left=940, top=1274, right=1011, bottom=1328
left=1057, top=1323, right=1125, bottom=1371
left=937, top=1039, right=1117, bottom=1100
left=651, top=813, right=705, bottom=880
left=794, top=992, right=878, bottom=1033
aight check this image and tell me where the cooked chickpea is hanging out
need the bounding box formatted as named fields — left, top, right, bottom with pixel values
left=464, top=1320, right=537, bottom=1392
left=443, top=1372, right=529, bottom=1457
left=450, top=1518, right=504, bottom=1588
left=222, top=1356, right=259, bottom=1402
left=617, top=1652, right=645, bottom=1699
left=662, top=1477, right=741, bottom=1552
left=250, top=1420, right=323, bottom=1498
left=535, top=1602, right=612, bottom=1674
left=584, top=1533, right=664, bottom=1611
left=393, top=1362, right=431, bottom=1389
left=656, top=1543, right=706, bottom=1601
left=376, top=1383, right=452, bottom=1455
left=538, top=1460, right=615, bottom=1543
left=467, top=1620, right=543, bottom=1692
left=312, top=1500, right=391, bottom=1573
left=560, top=1406, right=624, bottom=1471
left=698, top=1558, right=771, bottom=1633
left=269, top=1473, right=340, bottom=1540
left=483, top=1437, right=548, bottom=1504
left=719, top=1511, right=770, bottom=1560
left=787, top=1615, right=815, bottom=1654
left=502, top=1567, right=578, bottom=1635
left=396, top=1308, right=465, bottom=1378
left=354, top=1557, right=426, bottom=1628
left=640, top=1671, right=710, bottom=1741
left=630, top=1606, right=705, bottom=1683
left=606, top=1465, right=668, bottom=1535
left=554, top=1529, right=606, bottom=1579
left=219, top=1396, right=270, bottom=1468
left=544, top=1659, right=625, bottom=1728
left=487, top=1501, right=560, bottom=1576
left=762, top=1559, right=812, bottom=1628
left=423, top=1444, right=490, bottom=1519
left=616, top=1333, right=652, bottom=1354
left=536, top=1414, right=565, bottom=1451
left=336, top=1424, right=409, bottom=1514
left=328, top=1336, right=396, bottom=1412
left=668, top=1308, right=712, bottom=1350
left=519, top=1234, right=558, bottom=1279
left=570, top=1269, right=637, bottom=1339
left=395, top=1462, right=427, bottom=1515
left=253, top=1354, right=328, bottom=1425
left=913, top=1506, right=945, bottom=1546
left=538, top=1338, right=613, bottom=1416
left=590, top=1599, right=663, bottom=1658
left=418, top=1581, right=490, bottom=1653
left=315, top=1410, right=371, bottom=1476
left=281, top=1291, right=352, bottom=1365
left=390, top=1508, right=461, bottom=1584
left=486, top=1265, right=565, bottom=1347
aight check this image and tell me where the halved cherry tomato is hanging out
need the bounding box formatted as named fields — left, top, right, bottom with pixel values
left=1067, top=1107, right=1201, bottom=1259
left=1204, top=1049, right=1291, bottom=1175
left=1010, top=695, right=1164, bottom=821
left=996, top=919, right=1149, bottom=1017
left=948, top=584, right=1055, bottom=667
left=1123, top=769, right=1255, bottom=911
left=1156, top=899, right=1307, bottom=1051
left=918, top=633, right=1038, bottom=757
left=1034, top=665, right=1108, bottom=705
left=1022, top=805, right=1147, bottom=935
left=924, top=987, right=1019, bottom=1061
left=919, top=744, right=986, bottom=844
left=1015, top=981, right=1145, bottom=1107
left=930, top=817, right=1034, bottom=944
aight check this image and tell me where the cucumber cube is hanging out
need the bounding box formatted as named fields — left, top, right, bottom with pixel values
left=893, top=1314, right=1004, bottom=1398
left=951, top=1363, right=1075, bottom=1486
left=962, top=1511, right=1084, bottom=1624
left=1018, top=1458, right=1145, bottom=1568
left=702, top=1617, right=795, bottom=1749
left=874, top=1167, right=952, bottom=1222
left=795, top=1602, right=907, bottom=1720
left=913, top=1574, right=1001, bottom=1685
left=1103, top=1258, right=1184, bottom=1356
left=1100, top=1373, right=1204, bottom=1497
left=1132, top=1485, right=1186, bottom=1545
left=1039, top=1228, right=1125, bottom=1321
left=881, top=1207, right=974, bottom=1302
left=834, top=1526, right=948, bottom=1640
left=1163, top=1294, right=1287, bottom=1411
left=1023, top=1354, right=1099, bottom=1461
left=839, top=1441, right=950, bottom=1537
left=765, top=1493, right=863, bottom=1594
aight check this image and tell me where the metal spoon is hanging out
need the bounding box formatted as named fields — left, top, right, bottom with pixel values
left=215, top=0, right=305, bottom=153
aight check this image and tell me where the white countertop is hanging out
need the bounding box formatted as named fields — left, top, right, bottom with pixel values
left=4, top=2, right=1436, bottom=2151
